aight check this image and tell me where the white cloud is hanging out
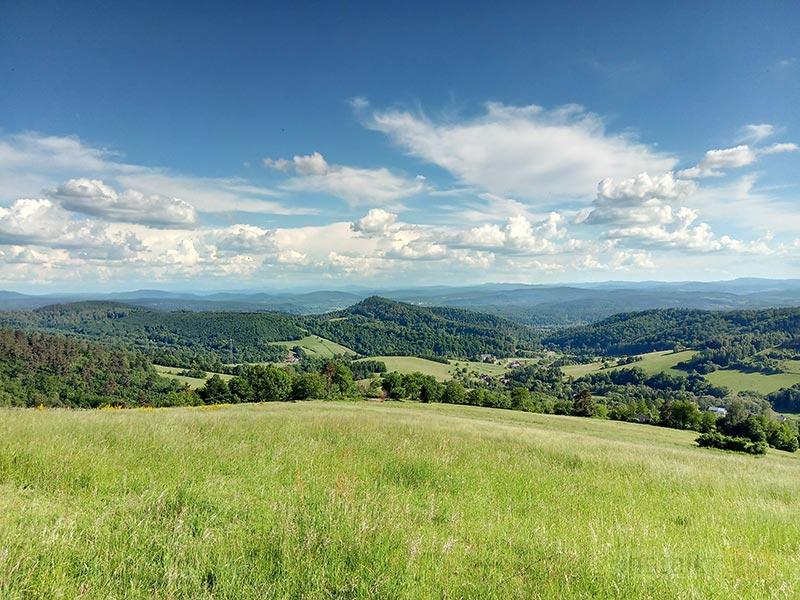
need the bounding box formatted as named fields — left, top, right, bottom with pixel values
left=571, top=249, right=655, bottom=271
left=0, top=198, right=143, bottom=258
left=692, top=174, right=800, bottom=234
left=760, top=142, right=799, bottom=155
left=365, top=101, right=677, bottom=199
left=276, top=249, right=309, bottom=265
left=1, top=113, right=797, bottom=287
left=264, top=151, right=329, bottom=175
left=740, top=124, right=775, bottom=143
left=325, top=251, right=388, bottom=275
left=387, top=240, right=448, bottom=260
left=292, top=151, right=329, bottom=176
left=352, top=208, right=399, bottom=235
left=585, top=172, right=695, bottom=225
left=678, top=145, right=757, bottom=178
left=51, top=178, right=198, bottom=227
left=209, top=224, right=277, bottom=252
left=0, top=132, right=307, bottom=216
left=265, top=151, right=425, bottom=206
left=582, top=172, right=772, bottom=254
left=678, top=141, right=797, bottom=178
left=453, top=213, right=566, bottom=255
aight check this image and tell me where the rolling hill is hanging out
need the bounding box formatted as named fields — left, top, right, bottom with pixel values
left=305, top=296, right=539, bottom=358
left=5, top=278, right=800, bottom=327
left=0, top=302, right=305, bottom=368
left=545, top=307, right=800, bottom=355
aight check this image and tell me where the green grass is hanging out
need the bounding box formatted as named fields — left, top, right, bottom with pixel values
left=561, top=361, right=605, bottom=378
left=358, top=356, right=454, bottom=380
left=705, top=366, right=800, bottom=395
left=561, top=350, right=697, bottom=378
left=357, top=356, right=508, bottom=381
left=1, top=402, right=799, bottom=598
left=154, top=365, right=233, bottom=389
left=272, top=335, right=356, bottom=358
left=561, top=351, right=800, bottom=395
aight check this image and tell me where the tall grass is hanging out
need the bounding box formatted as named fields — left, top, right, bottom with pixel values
left=1, top=401, right=799, bottom=598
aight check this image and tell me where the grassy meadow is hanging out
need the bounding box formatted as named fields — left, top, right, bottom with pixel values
left=560, top=351, right=800, bottom=396
left=561, top=350, right=697, bottom=379
left=357, top=356, right=509, bottom=381
left=154, top=365, right=233, bottom=389
left=1, top=402, right=799, bottom=599
left=705, top=362, right=800, bottom=395
left=271, top=335, right=356, bottom=359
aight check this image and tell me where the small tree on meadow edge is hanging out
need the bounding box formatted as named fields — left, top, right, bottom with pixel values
left=198, top=374, right=232, bottom=405
left=572, top=389, right=597, bottom=417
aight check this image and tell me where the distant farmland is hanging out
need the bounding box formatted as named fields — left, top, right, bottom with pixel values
left=705, top=359, right=800, bottom=395
left=355, top=356, right=510, bottom=381
left=271, top=335, right=356, bottom=358
left=561, top=349, right=697, bottom=378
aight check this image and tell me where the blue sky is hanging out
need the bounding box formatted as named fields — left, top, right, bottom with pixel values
left=1, top=0, right=799, bottom=291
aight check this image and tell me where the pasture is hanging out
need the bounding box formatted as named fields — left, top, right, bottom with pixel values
left=358, top=356, right=508, bottom=381
left=271, top=335, right=356, bottom=358
left=561, top=349, right=697, bottom=378
left=705, top=360, right=800, bottom=395
left=154, top=365, right=233, bottom=389
left=1, top=402, right=799, bottom=598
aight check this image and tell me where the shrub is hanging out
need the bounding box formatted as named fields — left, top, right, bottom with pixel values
left=292, top=372, right=327, bottom=400
left=696, top=432, right=768, bottom=455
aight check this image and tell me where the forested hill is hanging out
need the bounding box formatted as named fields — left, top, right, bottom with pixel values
left=0, top=329, right=191, bottom=408
left=0, top=297, right=538, bottom=365
left=305, top=296, right=538, bottom=357
left=544, top=307, right=800, bottom=355
left=0, top=301, right=305, bottom=368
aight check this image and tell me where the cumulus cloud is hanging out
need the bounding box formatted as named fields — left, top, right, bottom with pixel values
left=325, top=251, right=388, bottom=275
left=276, top=249, right=309, bottom=265
left=452, top=213, right=566, bottom=255
left=209, top=224, right=277, bottom=252
left=264, top=151, right=329, bottom=175
left=386, top=240, right=448, bottom=260
left=0, top=198, right=143, bottom=258
left=583, top=172, right=695, bottom=226
left=51, top=178, right=198, bottom=227
left=364, top=101, right=677, bottom=199
left=265, top=151, right=425, bottom=206
left=581, top=172, right=771, bottom=254
left=352, top=208, right=399, bottom=235
left=1, top=111, right=796, bottom=286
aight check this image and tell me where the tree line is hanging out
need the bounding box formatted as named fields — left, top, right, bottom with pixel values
left=0, top=329, right=193, bottom=408
left=545, top=307, right=800, bottom=356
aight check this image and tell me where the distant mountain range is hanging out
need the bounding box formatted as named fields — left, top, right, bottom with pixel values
left=3, top=278, right=800, bottom=327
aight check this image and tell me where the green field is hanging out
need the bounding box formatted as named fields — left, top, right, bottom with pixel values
left=705, top=360, right=800, bottom=395
left=154, top=365, right=233, bottom=389
left=357, top=356, right=508, bottom=381
left=561, top=351, right=800, bottom=395
left=272, top=335, right=356, bottom=358
left=561, top=350, right=697, bottom=378
left=1, top=402, right=799, bottom=598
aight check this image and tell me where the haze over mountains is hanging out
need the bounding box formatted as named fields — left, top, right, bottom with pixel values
left=3, top=278, right=800, bottom=327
